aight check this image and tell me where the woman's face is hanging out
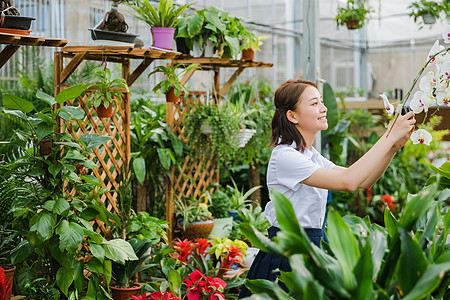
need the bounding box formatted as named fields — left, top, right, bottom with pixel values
left=289, top=85, right=328, bottom=134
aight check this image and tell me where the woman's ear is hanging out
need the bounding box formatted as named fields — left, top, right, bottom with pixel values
left=286, top=110, right=299, bottom=124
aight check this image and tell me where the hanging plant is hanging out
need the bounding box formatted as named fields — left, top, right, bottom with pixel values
left=335, top=0, right=372, bottom=30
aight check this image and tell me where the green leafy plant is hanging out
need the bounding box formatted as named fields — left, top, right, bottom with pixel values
left=22, top=278, right=60, bottom=299
left=127, top=211, right=169, bottom=243
left=111, top=238, right=153, bottom=288
left=126, top=0, right=190, bottom=28
left=226, top=179, right=261, bottom=212
left=148, top=63, right=200, bottom=97
left=209, top=188, right=233, bottom=219
left=87, top=67, right=130, bottom=109
left=409, top=0, right=443, bottom=26
left=176, top=6, right=241, bottom=58
left=175, top=193, right=213, bottom=230
left=237, top=204, right=271, bottom=236
left=182, top=101, right=240, bottom=165
left=239, top=183, right=450, bottom=299
left=335, top=0, right=372, bottom=30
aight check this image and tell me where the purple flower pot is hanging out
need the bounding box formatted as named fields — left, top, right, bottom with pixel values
left=151, top=27, right=175, bottom=50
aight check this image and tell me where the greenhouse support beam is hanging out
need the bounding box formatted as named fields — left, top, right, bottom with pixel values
left=301, top=0, right=320, bottom=83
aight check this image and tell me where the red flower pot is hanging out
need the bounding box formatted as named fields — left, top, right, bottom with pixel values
left=110, top=283, right=142, bottom=300
left=241, top=49, right=255, bottom=61
left=96, top=102, right=113, bottom=118
left=0, top=265, right=16, bottom=300
left=165, top=87, right=179, bottom=103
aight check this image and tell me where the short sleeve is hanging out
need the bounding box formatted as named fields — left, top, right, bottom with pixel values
left=320, top=154, right=335, bottom=169
left=275, top=148, right=320, bottom=190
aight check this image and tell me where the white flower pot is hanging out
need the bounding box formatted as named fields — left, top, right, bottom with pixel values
left=209, top=216, right=233, bottom=238
left=193, top=39, right=216, bottom=57
left=242, top=247, right=259, bottom=268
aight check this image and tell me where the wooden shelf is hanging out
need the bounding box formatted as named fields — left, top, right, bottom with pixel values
left=172, top=57, right=273, bottom=70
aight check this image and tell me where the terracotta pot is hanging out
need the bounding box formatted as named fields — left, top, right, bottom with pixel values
left=0, top=265, right=16, bottom=300
left=39, top=138, right=53, bottom=157
left=110, top=283, right=142, bottom=300
left=345, top=19, right=361, bottom=30
left=96, top=102, right=113, bottom=118
left=181, top=220, right=215, bottom=240
left=241, top=49, right=255, bottom=61
left=165, top=87, right=179, bottom=103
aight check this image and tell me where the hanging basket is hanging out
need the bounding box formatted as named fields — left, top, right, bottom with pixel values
left=345, top=19, right=361, bottom=30
left=237, top=129, right=256, bottom=148
left=422, top=13, right=436, bottom=25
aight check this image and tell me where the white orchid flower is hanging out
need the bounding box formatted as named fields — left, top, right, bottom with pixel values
left=436, top=87, right=450, bottom=106
left=437, top=60, right=450, bottom=83
left=442, top=24, right=450, bottom=43
left=410, top=90, right=435, bottom=114
left=419, top=71, right=437, bottom=91
left=427, top=40, right=445, bottom=64
left=410, top=129, right=432, bottom=145
left=380, top=94, right=394, bottom=116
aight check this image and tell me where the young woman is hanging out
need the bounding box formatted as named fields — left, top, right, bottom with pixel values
left=238, top=79, right=415, bottom=297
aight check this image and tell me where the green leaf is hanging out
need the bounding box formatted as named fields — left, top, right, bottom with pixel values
left=48, top=163, right=63, bottom=178
left=157, top=148, right=171, bottom=170
left=80, top=175, right=102, bottom=186
left=384, top=208, right=398, bottom=237
left=369, top=228, right=387, bottom=279
left=36, top=90, right=56, bottom=106
left=56, top=220, right=85, bottom=255
left=10, top=240, right=34, bottom=264
left=3, top=94, right=34, bottom=113
left=353, top=240, right=373, bottom=300
left=55, top=84, right=87, bottom=104
left=399, top=183, right=438, bottom=230
left=79, top=133, right=112, bottom=149
left=326, top=210, right=359, bottom=290
left=38, top=112, right=57, bottom=126
left=133, top=156, right=146, bottom=184
left=397, top=228, right=428, bottom=295
left=86, top=258, right=104, bottom=274
left=323, top=82, right=339, bottom=131
left=58, top=106, right=85, bottom=120
left=56, top=267, right=74, bottom=297
left=36, top=122, right=54, bottom=141
left=271, top=190, right=303, bottom=238
left=168, top=269, right=182, bottom=294
left=54, top=198, right=70, bottom=215
left=30, top=211, right=57, bottom=243
left=90, top=243, right=105, bottom=263
left=102, top=239, right=138, bottom=263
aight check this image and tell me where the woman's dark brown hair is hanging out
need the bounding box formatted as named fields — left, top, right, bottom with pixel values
left=270, top=79, right=317, bottom=152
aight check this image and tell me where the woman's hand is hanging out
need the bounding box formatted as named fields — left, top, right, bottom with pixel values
left=387, top=111, right=416, bottom=145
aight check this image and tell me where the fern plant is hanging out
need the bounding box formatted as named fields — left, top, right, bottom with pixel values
left=126, top=0, right=190, bottom=28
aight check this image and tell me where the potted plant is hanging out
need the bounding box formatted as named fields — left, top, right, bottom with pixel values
left=126, top=0, right=190, bottom=50
left=148, top=63, right=200, bottom=102
left=111, top=238, right=153, bottom=300
left=0, top=0, right=35, bottom=35
left=176, top=6, right=241, bottom=58
left=182, top=101, right=241, bottom=165
left=209, top=188, right=234, bottom=239
left=335, top=0, right=372, bottom=30
left=174, top=193, right=215, bottom=240
left=408, top=0, right=443, bottom=26
left=240, top=31, right=266, bottom=61
left=87, top=66, right=130, bottom=118
left=89, top=0, right=138, bottom=45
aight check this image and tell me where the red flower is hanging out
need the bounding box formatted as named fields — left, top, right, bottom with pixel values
left=173, top=238, right=195, bottom=262
left=217, top=245, right=244, bottom=277
left=184, top=269, right=226, bottom=300
left=381, top=194, right=397, bottom=211
left=194, top=239, right=211, bottom=256
left=147, top=291, right=182, bottom=300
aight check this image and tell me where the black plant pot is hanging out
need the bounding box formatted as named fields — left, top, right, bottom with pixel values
left=1, top=16, right=35, bottom=30
left=176, top=37, right=190, bottom=55
left=89, top=28, right=138, bottom=44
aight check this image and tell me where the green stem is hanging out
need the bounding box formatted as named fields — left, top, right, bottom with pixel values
left=386, top=46, right=450, bottom=137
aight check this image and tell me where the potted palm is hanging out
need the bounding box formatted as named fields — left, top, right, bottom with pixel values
left=408, top=0, right=443, bottom=26
left=87, top=67, right=130, bottom=118
left=110, top=238, right=153, bottom=300
left=126, top=0, right=190, bottom=50
left=175, top=193, right=215, bottom=240
left=335, top=0, right=372, bottom=30
left=148, top=63, right=200, bottom=102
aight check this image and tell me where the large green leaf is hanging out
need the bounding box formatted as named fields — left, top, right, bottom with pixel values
left=56, top=220, right=85, bottom=255
left=399, top=183, right=438, bottom=230
left=10, top=240, right=34, bottom=264
left=2, top=94, right=34, bottom=113
left=204, top=8, right=225, bottom=32
left=271, top=190, right=303, bottom=238
left=353, top=240, right=373, bottom=300
left=36, top=90, right=56, bottom=106
left=133, top=156, right=146, bottom=184
left=79, top=133, right=112, bottom=149
left=90, top=243, right=105, bottom=263
left=238, top=222, right=284, bottom=258
left=322, top=82, right=339, bottom=131
left=327, top=210, right=359, bottom=291
left=56, top=267, right=74, bottom=296
left=157, top=148, right=171, bottom=170
left=397, top=228, right=428, bottom=295
left=102, top=239, right=138, bottom=263
left=58, top=106, right=85, bottom=120
left=36, top=122, right=54, bottom=141
left=29, top=211, right=57, bottom=243
left=384, top=208, right=398, bottom=237
left=55, top=84, right=87, bottom=104
left=369, top=227, right=387, bottom=279
left=402, top=260, right=450, bottom=300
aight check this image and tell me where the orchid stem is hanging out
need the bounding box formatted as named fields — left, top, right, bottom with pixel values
left=386, top=46, right=450, bottom=137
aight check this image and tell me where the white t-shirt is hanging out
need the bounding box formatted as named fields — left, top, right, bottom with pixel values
left=265, top=142, right=335, bottom=229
